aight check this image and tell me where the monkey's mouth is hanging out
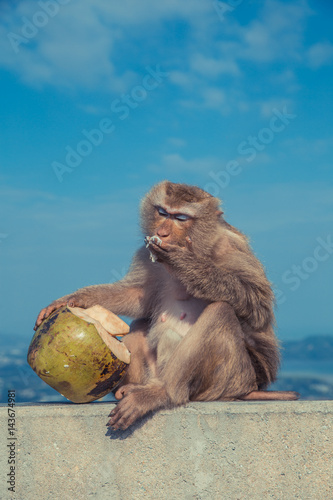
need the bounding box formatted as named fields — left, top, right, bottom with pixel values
left=144, top=235, right=162, bottom=247
left=144, top=235, right=162, bottom=263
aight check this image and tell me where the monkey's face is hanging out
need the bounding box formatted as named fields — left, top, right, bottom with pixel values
left=151, top=205, right=193, bottom=246
left=140, top=181, right=223, bottom=257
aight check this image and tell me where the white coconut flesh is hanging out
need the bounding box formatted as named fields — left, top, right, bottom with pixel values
left=145, top=235, right=162, bottom=263
left=68, top=305, right=131, bottom=364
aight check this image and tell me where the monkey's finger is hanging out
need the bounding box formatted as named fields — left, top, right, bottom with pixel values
left=148, top=243, right=168, bottom=255
left=149, top=240, right=174, bottom=253
left=114, top=387, right=126, bottom=400
left=35, top=305, right=55, bottom=328
left=34, top=300, right=68, bottom=330
left=114, top=383, right=137, bottom=400
left=148, top=240, right=167, bottom=250
left=34, top=306, right=55, bottom=330
left=185, top=236, right=193, bottom=250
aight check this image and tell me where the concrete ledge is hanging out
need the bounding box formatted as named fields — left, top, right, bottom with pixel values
left=1, top=401, right=332, bottom=499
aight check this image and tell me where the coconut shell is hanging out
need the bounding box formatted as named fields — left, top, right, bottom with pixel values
left=27, top=305, right=130, bottom=403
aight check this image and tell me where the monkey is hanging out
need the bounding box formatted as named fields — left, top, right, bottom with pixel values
left=34, top=181, right=299, bottom=430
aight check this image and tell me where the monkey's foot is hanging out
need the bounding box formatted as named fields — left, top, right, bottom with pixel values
left=107, top=383, right=169, bottom=430
left=107, top=388, right=147, bottom=430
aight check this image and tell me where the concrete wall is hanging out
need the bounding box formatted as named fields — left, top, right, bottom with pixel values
left=1, top=401, right=332, bottom=500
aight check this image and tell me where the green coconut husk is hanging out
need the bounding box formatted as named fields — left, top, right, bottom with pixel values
left=27, top=305, right=130, bottom=403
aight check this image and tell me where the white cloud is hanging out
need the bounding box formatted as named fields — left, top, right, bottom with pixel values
left=173, top=85, right=230, bottom=113
left=225, top=0, right=313, bottom=63
left=268, top=69, right=300, bottom=93
left=167, top=137, right=187, bottom=148
left=201, top=87, right=226, bottom=109
left=92, top=0, right=210, bottom=25
left=259, top=98, right=295, bottom=118
left=281, top=135, right=333, bottom=159
left=0, top=0, right=212, bottom=91
left=224, top=182, right=333, bottom=234
left=190, top=54, right=240, bottom=77
left=148, top=153, right=222, bottom=174
left=307, top=41, right=333, bottom=69
left=168, top=70, right=195, bottom=89
left=2, top=1, right=116, bottom=90
left=0, top=0, right=321, bottom=117
left=0, top=184, right=144, bottom=243
left=168, top=1, right=313, bottom=113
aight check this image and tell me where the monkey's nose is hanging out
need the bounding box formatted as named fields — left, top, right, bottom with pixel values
left=156, top=229, right=170, bottom=239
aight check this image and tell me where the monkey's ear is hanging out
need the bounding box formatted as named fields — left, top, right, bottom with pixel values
left=216, top=210, right=223, bottom=217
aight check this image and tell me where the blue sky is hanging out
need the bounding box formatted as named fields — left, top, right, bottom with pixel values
left=0, top=0, right=332, bottom=341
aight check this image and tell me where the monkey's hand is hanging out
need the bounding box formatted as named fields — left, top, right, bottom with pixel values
left=146, top=235, right=193, bottom=265
left=144, top=235, right=162, bottom=263
left=34, top=293, right=91, bottom=330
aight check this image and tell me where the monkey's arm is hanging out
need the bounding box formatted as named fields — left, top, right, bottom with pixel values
left=149, top=239, right=274, bottom=331
left=34, top=247, right=157, bottom=329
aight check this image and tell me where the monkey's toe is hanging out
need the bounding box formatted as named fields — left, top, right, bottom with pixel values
left=108, top=395, right=142, bottom=430
left=114, top=383, right=139, bottom=400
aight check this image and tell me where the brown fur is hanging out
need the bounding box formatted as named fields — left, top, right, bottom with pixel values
left=34, top=181, right=299, bottom=430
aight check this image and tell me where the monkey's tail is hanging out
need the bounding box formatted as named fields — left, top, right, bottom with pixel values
left=240, top=390, right=300, bottom=401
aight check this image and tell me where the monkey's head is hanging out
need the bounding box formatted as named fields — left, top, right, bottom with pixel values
left=140, top=181, right=223, bottom=253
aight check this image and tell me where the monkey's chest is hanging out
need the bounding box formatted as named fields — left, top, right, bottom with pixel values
left=150, top=297, right=207, bottom=370
left=157, top=296, right=207, bottom=338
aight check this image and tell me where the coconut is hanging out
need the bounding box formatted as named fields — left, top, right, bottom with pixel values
left=27, top=305, right=130, bottom=403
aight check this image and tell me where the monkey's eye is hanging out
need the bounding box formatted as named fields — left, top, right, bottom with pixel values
left=157, top=207, right=169, bottom=217
left=174, top=214, right=191, bottom=221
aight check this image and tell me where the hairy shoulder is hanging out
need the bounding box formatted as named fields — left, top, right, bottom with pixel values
left=126, top=246, right=165, bottom=284
left=213, top=223, right=249, bottom=257
left=213, top=223, right=267, bottom=275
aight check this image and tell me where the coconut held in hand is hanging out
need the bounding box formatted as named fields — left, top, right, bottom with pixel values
left=27, top=305, right=131, bottom=403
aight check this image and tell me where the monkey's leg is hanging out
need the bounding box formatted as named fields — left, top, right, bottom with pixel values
left=161, top=301, right=258, bottom=404
left=108, top=302, right=257, bottom=430
left=114, top=319, right=156, bottom=392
